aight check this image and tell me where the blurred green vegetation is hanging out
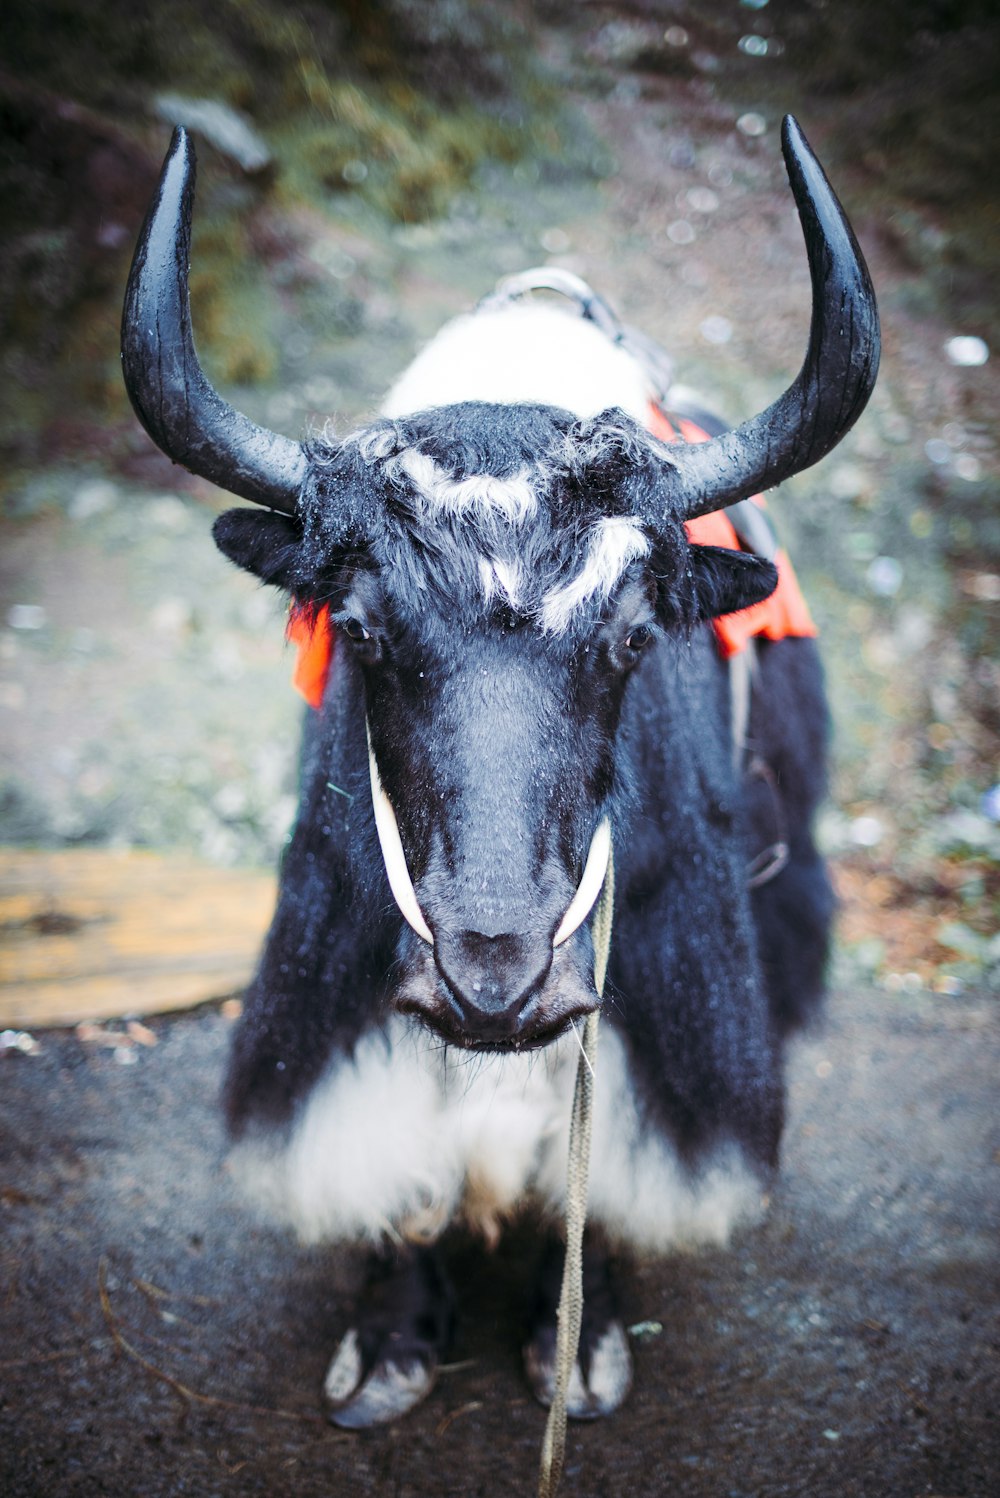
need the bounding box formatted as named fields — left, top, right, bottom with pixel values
left=3, top=0, right=997, bottom=466
left=0, top=0, right=560, bottom=470
left=1, top=0, right=996, bottom=988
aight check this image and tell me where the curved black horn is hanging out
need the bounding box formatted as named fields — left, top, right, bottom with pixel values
left=663, top=115, right=880, bottom=520
left=121, top=128, right=305, bottom=513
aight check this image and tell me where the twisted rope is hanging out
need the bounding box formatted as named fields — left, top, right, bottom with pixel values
left=537, top=846, right=614, bottom=1498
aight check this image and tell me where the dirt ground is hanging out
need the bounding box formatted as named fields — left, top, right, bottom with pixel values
left=2, top=11, right=998, bottom=1498
left=1, top=984, right=997, bottom=1497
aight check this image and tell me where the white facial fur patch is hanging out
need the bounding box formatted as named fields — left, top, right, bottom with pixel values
left=539, top=516, right=651, bottom=636
left=478, top=556, right=523, bottom=609
left=379, top=445, right=651, bottom=633
left=388, top=447, right=539, bottom=524
left=381, top=303, right=653, bottom=424
left=352, top=426, right=401, bottom=462
left=230, top=1020, right=764, bottom=1255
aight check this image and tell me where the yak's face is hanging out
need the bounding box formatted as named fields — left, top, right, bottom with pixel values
left=337, top=541, right=655, bottom=1050
left=215, top=402, right=779, bottom=1050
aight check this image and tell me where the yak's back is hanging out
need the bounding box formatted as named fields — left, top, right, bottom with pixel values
left=381, top=302, right=653, bottom=423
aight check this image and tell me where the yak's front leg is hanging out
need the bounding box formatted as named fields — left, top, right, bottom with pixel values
left=325, top=1243, right=455, bottom=1428
left=523, top=1229, right=632, bottom=1420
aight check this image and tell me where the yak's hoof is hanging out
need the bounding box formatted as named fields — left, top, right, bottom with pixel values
left=323, top=1244, right=453, bottom=1429
left=524, top=1233, right=633, bottom=1419
left=523, top=1318, right=632, bottom=1420
left=324, top=1326, right=438, bottom=1429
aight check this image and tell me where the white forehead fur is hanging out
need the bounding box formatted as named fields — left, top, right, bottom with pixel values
left=478, top=556, right=524, bottom=608
left=381, top=302, right=653, bottom=423
left=375, top=300, right=656, bottom=631
left=389, top=447, right=538, bottom=523
left=540, top=517, right=651, bottom=635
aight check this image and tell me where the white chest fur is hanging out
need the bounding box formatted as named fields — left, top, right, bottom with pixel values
left=233, top=1018, right=763, bottom=1254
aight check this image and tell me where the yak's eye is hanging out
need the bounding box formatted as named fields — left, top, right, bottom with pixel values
left=342, top=617, right=371, bottom=643
left=624, top=624, right=654, bottom=653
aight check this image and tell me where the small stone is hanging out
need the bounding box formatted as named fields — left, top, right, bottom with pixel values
left=540, top=228, right=571, bottom=254
left=0, top=1030, right=41, bottom=1057
left=126, top=1021, right=159, bottom=1048
left=685, top=187, right=720, bottom=214
left=69, top=480, right=117, bottom=520
left=7, top=605, right=46, bottom=631
left=944, top=335, right=989, bottom=367
left=700, top=315, right=733, bottom=345
left=736, top=112, right=767, bottom=137
left=849, top=815, right=884, bottom=848
left=866, top=556, right=903, bottom=597
left=154, top=95, right=272, bottom=175
left=627, top=1320, right=664, bottom=1341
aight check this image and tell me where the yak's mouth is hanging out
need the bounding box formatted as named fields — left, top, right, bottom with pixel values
left=367, top=721, right=612, bottom=951
left=395, top=995, right=592, bottom=1054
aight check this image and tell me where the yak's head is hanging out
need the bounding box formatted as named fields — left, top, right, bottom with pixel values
left=121, top=118, right=879, bottom=1051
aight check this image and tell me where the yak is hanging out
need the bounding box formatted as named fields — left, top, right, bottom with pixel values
left=121, top=116, right=879, bottom=1428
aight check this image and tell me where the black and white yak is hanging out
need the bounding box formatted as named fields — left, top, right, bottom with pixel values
left=121, top=116, right=879, bottom=1427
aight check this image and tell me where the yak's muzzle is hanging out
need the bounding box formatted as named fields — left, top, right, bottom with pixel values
left=367, top=724, right=610, bottom=1047
left=367, top=724, right=611, bottom=951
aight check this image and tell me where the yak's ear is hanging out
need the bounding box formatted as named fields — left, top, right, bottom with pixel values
left=212, top=508, right=303, bottom=590
left=688, top=544, right=778, bottom=621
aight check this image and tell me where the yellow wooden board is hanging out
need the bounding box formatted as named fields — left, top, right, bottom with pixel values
left=0, top=848, right=277, bottom=1028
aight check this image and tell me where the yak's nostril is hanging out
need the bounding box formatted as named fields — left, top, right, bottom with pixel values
left=434, top=929, right=553, bottom=1031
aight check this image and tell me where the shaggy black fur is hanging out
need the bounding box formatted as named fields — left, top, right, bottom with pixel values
left=215, top=401, right=830, bottom=1187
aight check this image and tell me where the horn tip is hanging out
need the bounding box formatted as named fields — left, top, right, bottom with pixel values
left=780, top=114, right=814, bottom=174
left=166, top=124, right=196, bottom=190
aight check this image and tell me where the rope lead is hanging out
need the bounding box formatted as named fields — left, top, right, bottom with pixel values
left=537, top=846, right=615, bottom=1498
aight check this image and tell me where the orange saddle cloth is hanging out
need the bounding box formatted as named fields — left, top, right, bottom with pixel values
left=648, top=404, right=816, bottom=658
